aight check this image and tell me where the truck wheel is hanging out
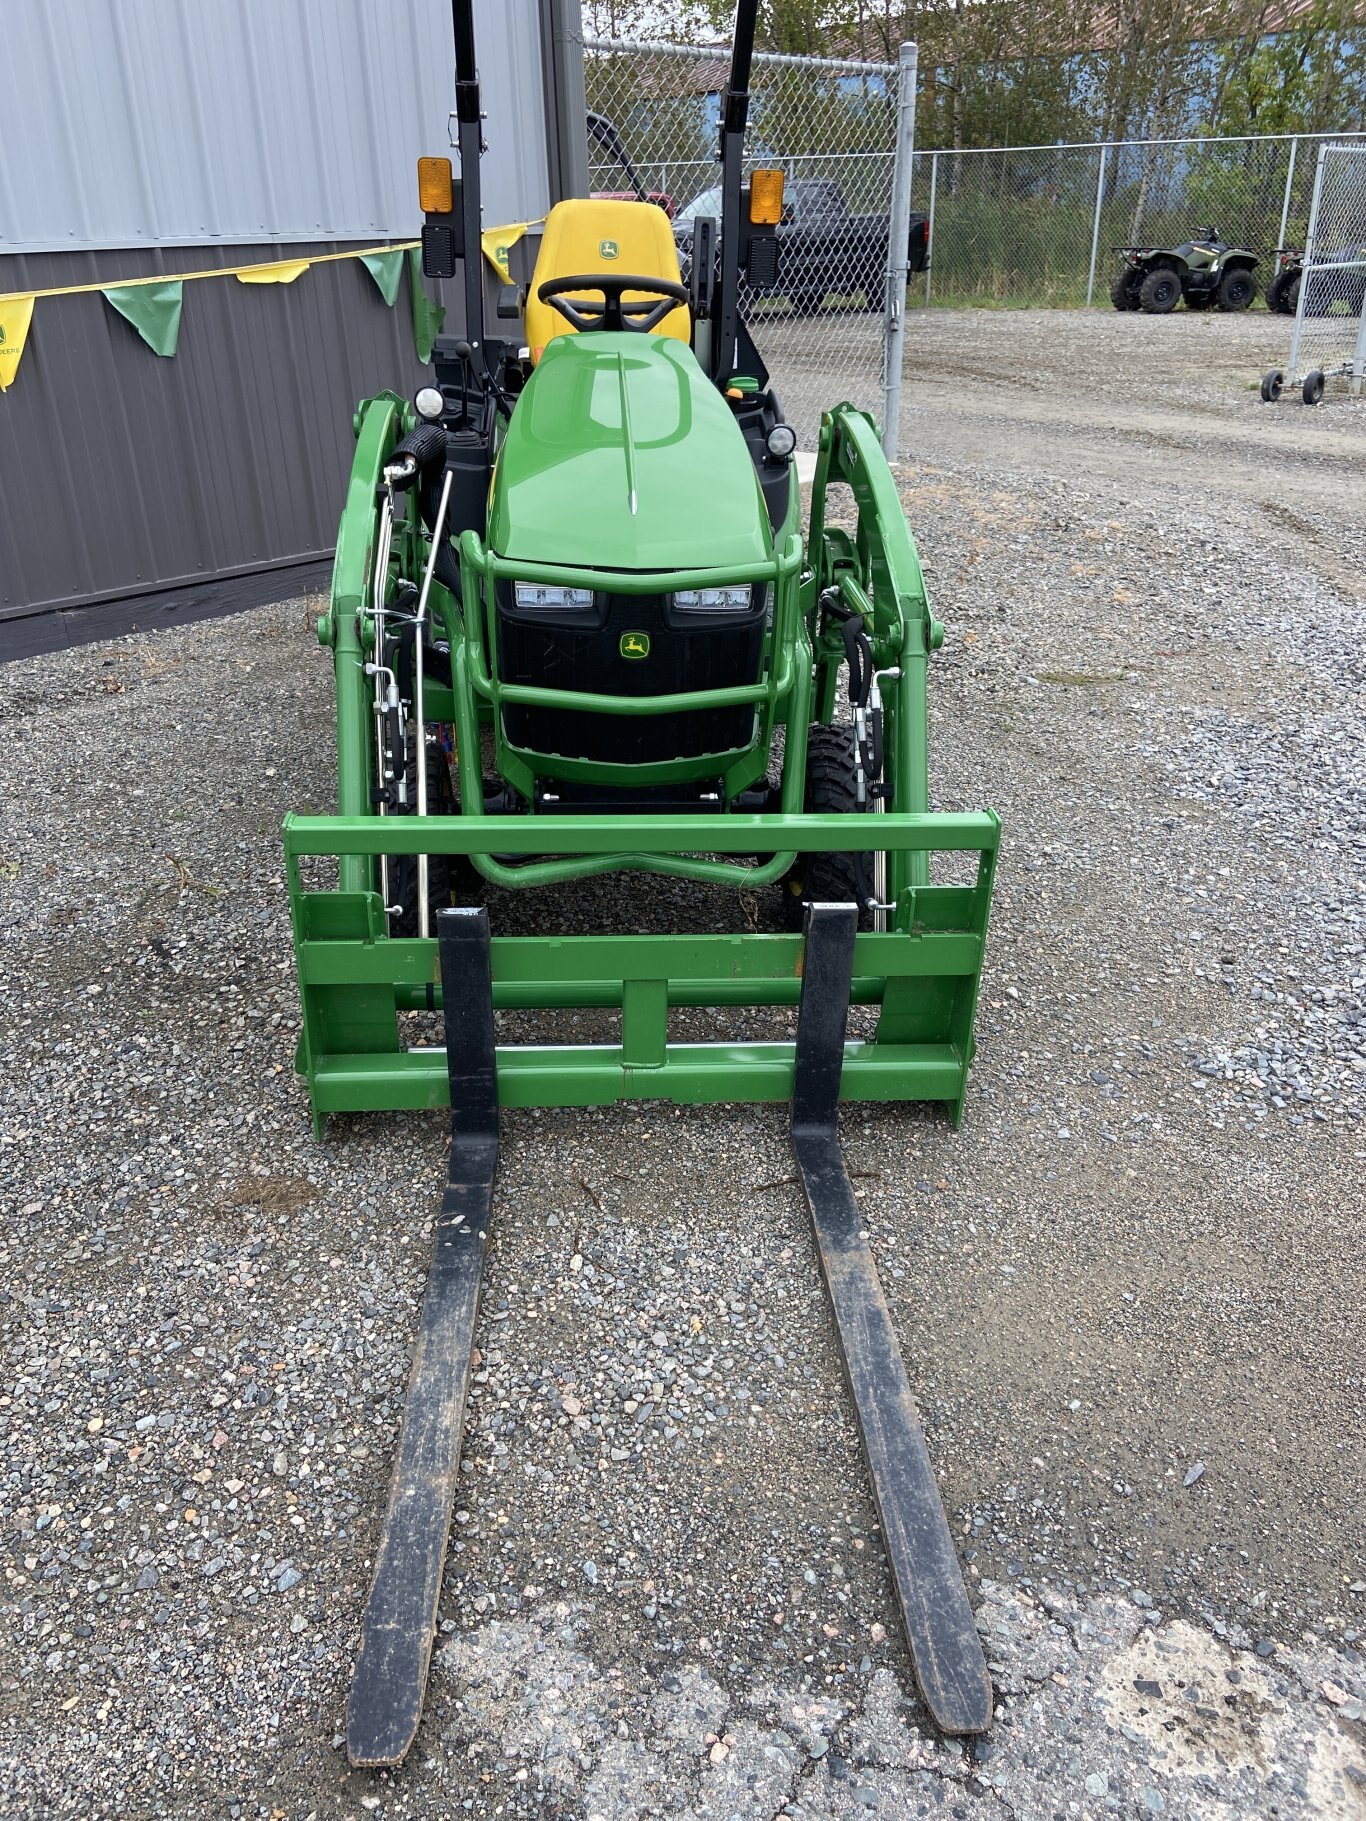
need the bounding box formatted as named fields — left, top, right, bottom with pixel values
left=780, top=723, right=871, bottom=931
left=1217, top=267, right=1256, bottom=312
left=1302, top=370, right=1325, bottom=406
left=1109, top=268, right=1141, bottom=310
left=1139, top=268, right=1180, bottom=313
left=1260, top=369, right=1284, bottom=403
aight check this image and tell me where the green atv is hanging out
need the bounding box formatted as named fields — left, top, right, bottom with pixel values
left=1109, top=226, right=1259, bottom=313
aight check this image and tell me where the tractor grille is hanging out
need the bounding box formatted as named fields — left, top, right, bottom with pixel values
left=495, top=586, right=766, bottom=766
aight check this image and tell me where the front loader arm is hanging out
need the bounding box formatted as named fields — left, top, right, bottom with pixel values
left=319, top=392, right=409, bottom=894
left=807, top=404, right=944, bottom=890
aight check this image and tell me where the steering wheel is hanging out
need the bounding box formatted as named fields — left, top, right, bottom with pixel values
left=538, top=273, right=689, bottom=334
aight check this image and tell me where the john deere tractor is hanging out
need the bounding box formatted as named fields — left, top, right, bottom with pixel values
left=1110, top=227, right=1259, bottom=313
left=286, top=0, right=1000, bottom=1767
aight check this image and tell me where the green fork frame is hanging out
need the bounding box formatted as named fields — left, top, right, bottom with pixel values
left=288, top=396, right=999, bottom=1130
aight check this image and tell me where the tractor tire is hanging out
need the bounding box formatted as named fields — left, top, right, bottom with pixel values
left=1265, top=270, right=1295, bottom=314
left=1109, top=268, right=1142, bottom=310
left=1261, top=368, right=1284, bottom=403
left=780, top=722, right=872, bottom=932
left=1302, top=369, right=1325, bottom=406
left=388, top=730, right=463, bottom=938
left=1284, top=274, right=1302, bottom=316
left=1139, top=267, right=1181, bottom=314
left=1217, top=266, right=1256, bottom=312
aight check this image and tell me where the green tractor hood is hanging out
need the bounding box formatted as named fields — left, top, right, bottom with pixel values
left=487, top=333, right=773, bottom=573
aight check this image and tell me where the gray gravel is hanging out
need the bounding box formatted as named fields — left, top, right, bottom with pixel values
left=2, top=308, right=1364, bottom=1817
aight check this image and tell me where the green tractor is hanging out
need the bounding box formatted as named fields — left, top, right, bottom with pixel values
left=1109, top=226, right=1259, bottom=313
left=286, top=0, right=1000, bottom=1767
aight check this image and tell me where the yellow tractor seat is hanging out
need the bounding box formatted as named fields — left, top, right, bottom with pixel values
left=525, top=198, right=689, bottom=359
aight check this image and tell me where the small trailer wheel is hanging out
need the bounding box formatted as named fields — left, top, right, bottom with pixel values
left=1260, top=368, right=1284, bottom=403
left=1302, top=370, right=1325, bottom=406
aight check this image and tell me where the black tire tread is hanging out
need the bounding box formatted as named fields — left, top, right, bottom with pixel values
left=1265, top=270, right=1294, bottom=314
left=782, top=723, right=871, bottom=930
left=1109, top=268, right=1140, bottom=310
left=1217, top=266, right=1256, bottom=312
left=1139, top=267, right=1181, bottom=314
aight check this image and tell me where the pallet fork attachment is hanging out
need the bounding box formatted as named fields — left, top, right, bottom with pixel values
left=346, top=908, right=499, bottom=1769
left=342, top=900, right=991, bottom=1766
left=793, top=905, right=992, bottom=1735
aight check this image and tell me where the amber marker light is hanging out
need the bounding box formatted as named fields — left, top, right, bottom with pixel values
left=417, top=156, right=454, bottom=213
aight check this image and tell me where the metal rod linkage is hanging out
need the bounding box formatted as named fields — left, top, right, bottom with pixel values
left=414, top=469, right=455, bottom=937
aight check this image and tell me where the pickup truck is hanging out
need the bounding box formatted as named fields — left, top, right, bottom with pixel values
left=673, top=177, right=930, bottom=313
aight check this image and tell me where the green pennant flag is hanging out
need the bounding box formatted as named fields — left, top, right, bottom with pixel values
left=406, top=248, right=446, bottom=363
left=360, top=248, right=405, bottom=308
left=101, top=281, right=184, bottom=357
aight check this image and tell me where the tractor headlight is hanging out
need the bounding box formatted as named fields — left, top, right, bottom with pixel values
left=765, top=424, right=797, bottom=461
left=671, top=585, right=754, bottom=612
left=513, top=582, right=594, bottom=610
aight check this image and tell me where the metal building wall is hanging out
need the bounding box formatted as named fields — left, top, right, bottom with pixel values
left=0, top=0, right=566, bottom=641
left=0, top=0, right=552, bottom=249
left=0, top=241, right=431, bottom=629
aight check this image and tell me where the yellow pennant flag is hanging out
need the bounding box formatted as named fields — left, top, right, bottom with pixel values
left=481, top=222, right=540, bottom=280
left=0, top=293, right=36, bottom=392
left=236, top=260, right=310, bottom=285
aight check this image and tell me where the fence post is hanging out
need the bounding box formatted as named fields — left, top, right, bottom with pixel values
left=1085, top=142, right=1109, bottom=307
left=924, top=150, right=938, bottom=308
left=1277, top=136, right=1299, bottom=250
left=881, top=41, right=918, bottom=461
left=1351, top=292, right=1366, bottom=396
left=1288, top=143, right=1328, bottom=385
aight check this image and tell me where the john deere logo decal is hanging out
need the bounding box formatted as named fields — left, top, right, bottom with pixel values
left=619, top=631, right=650, bottom=659
left=600, top=238, right=620, bottom=260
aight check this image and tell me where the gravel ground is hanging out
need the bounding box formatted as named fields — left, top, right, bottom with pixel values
left=2, top=308, right=1364, bottom=1818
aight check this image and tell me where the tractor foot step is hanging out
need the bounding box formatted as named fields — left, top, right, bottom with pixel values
left=792, top=904, right=993, bottom=1736
left=347, top=907, right=499, bottom=1769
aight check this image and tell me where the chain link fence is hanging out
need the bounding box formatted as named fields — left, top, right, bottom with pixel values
left=577, top=36, right=1366, bottom=438
left=1281, top=143, right=1366, bottom=401
left=912, top=132, right=1366, bottom=310
left=582, top=37, right=913, bottom=450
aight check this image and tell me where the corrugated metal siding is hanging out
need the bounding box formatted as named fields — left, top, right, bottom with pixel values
left=0, top=0, right=551, bottom=251
left=0, top=0, right=564, bottom=636
left=0, top=242, right=433, bottom=624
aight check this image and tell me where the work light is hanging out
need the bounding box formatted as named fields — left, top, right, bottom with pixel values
left=513, top=582, right=594, bottom=610
left=672, top=585, right=753, bottom=611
